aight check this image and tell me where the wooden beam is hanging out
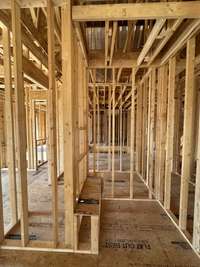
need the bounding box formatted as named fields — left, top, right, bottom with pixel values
left=130, top=68, right=136, bottom=198
left=155, top=67, right=162, bottom=199
left=112, top=68, right=116, bottom=197
left=11, top=0, right=28, bottom=247
left=0, top=10, right=48, bottom=68
left=47, top=0, right=58, bottom=247
left=179, top=37, right=196, bottom=230
left=108, top=85, right=111, bottom=171
left=157, top=64, right=168, bottom=202
left=2, top=25, right=18, bottom=225
left=115, top=85, right=127, bottom=108
left=109, top=22, right=117, bottom=66
left=29, top=90, right=48, bottom=100
left=141, top=80, right=148, bottom=181
left=0, top=56, right=49, bottom=89
left=56, top=82, right=64, bottom=176
left=193, top=88, right=200, bottom=253
left=137, top=19, right=165, bottom=66
left=156, top=65, right=168, bottom=201
left=123, top=21, right=136, bottom=53
left=30, top=100, right=37, bottom=170
left=161, top=19, right=200, bottom=65
left=89, top=69, right=95, bottom=83
left=117, top=111, right=120, bottom=168
left=164, top=57, right=176, bottom=210
left=146, top=74, right=151, bottom=189
left=55, top=7, right=61, bottom=26
left=120, top=91, right=132, bottom=108
left=74, top=41, right=80, bottom=196
left=97, top=87, right=100, bottom=171
left=72, top=2, right=200, bottom=21
left=89, top=82, right=132, bottom=87
left=147, top=68, right=156, bottom=198
left=91, top=215, right=99, bottom=254
left=148, top=19, right=183, bottom=65
left=26, top=90, right=33, bottom=170
left=85, top=69, right=89, bottom=176
left=62, top=0, right=75, bottom=248
left=41, top=6, right=61, bottom=44
left=117, top=67, right=122, bottom=82
left=139, top=69, right=151, bottom=86
left=0, top=153, right=4, bottom=243
left=30, top=8, right=38, bottom=28
left=105, top=21, right=109, bottom=66
left=22, top=57, right=49, bottom=88
left=74, top=22, right=88, bottom=66
left=136, top=86, right=142, bottom=173
left=173, top=83, right=181, bottom=174
left=119, top=87, right=123, bottom=172
left=93, top=71, right=97, bottom=174
left=20, top=9, right=47, bottom=55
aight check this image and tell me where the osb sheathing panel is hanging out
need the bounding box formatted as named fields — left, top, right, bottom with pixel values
left=1, top=200, right=200, bottom=267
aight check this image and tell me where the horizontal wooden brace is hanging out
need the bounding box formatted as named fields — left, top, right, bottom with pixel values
left=72, top=2, right=200, bottom=21
left=29, top=90, right=48, bottom=100
left=22, top=57, right=49, bottom=88
left=0, top=57, right=48, bottom=88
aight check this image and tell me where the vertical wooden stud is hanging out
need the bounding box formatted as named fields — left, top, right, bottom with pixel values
left=158, top=64, right=168, bottom=202
left=155, top=66, right=163, bottom=200
left=136, top=85, right=143, bottom=174
left=61, top=0, right=76, bottom=248
left=193, top=89, right=200, bottom=252
left=47, top=0, right=58, bottom=246
left=164, top=57, right=176, bottom=209
left=130, top=68, right=136, bottom=198
left=146, top=75, right=151, bottom=188
left=179, top=37, right=196, bottom=230
left=2, top=25, right=18, bottom=224
left=108, top=85, right=111, bottom=171
left=147, top=68, right=156, bottom=198
left=97, top=86, right=100, bottom=171
left=141, top=80, right=148, bottom=181
left=93, top=71, right=97, bottom=174
left=119, top=87, right=123, bottom=172
left=0, top=158, right=4, bottom=243
left=112, top=68, right=116, bottom=197
left=91, top=215, right=99, bottom=254
left=11, top=0, right=29, bottom=246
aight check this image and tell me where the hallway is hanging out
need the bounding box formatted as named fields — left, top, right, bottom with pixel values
left=1, top=0, right=200, bottom=264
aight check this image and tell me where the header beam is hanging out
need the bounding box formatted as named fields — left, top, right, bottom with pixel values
left=72, top=2, right=200, bottom=21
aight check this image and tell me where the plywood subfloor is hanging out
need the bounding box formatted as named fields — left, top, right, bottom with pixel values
left=170, top=173, right=195, bottom=236
left=89, top=152, right=130, bottom=172
left=2, top=158, right=149, bottom=246
left=1, top=200, right=200, bottom=267
left=99, top=171, right=149, bottom=199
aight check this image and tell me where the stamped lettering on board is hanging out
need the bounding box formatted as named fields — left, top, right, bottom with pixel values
left=103, top=239, right=151, bottom=250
